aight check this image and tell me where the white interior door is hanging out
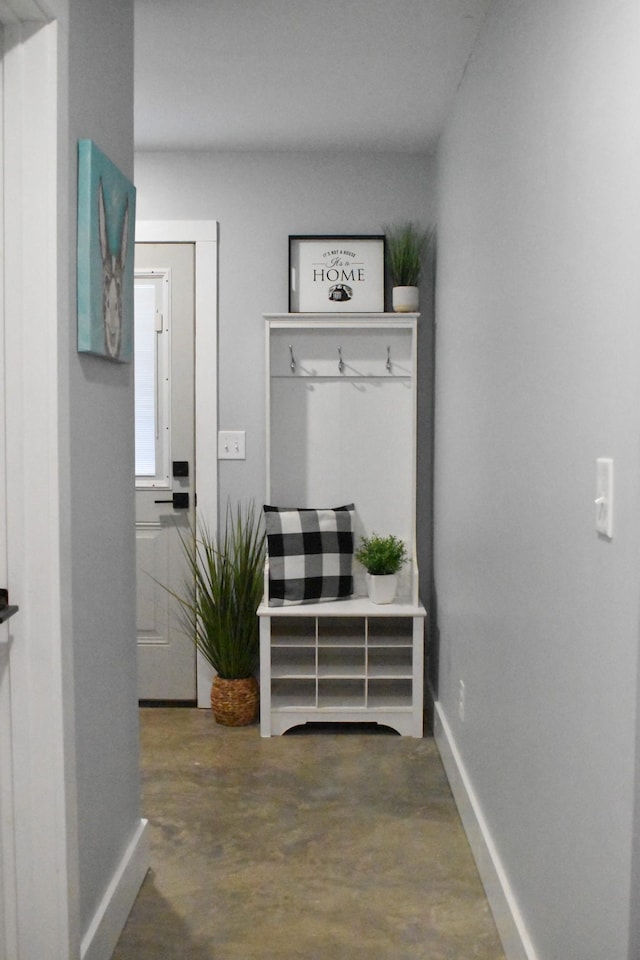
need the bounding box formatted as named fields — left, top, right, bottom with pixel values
left=0, top=30, right=6, bottom=955
left=0, top=27, right=18, bottom=960
left=134, top=243, right=196, bottom=701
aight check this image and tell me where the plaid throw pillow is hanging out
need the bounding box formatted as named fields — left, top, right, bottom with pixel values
left=264, top=504, right=355, bottom=606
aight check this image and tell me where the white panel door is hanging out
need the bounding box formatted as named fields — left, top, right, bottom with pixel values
left=134, top=243, right=196, bottom=701
left=0, top=30, right=6, bottom=955
left=0, top=27, right=18, bottom=960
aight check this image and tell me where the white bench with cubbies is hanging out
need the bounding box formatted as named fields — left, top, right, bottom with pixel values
left=258, top=314, right=426, bottom=737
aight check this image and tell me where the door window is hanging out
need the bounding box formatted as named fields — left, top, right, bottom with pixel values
left=134, top=272, right=170, bottom=488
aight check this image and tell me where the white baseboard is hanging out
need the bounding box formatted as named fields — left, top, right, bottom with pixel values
left=80, top=818, right=150, bottom=960
left=433, top=703, right=539, bottom=960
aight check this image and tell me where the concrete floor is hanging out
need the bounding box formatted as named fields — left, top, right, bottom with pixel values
left=112, top=709, right=506, bottom=960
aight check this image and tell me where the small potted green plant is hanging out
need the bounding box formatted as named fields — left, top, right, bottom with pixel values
left=355, top=533, right=409, bottom=604
left=384, top=221, right=432, bottom=313
left=166, top=501, right=266, bottom=725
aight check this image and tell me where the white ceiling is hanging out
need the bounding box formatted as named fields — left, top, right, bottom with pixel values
left=134, top=0, right=492, bottom=153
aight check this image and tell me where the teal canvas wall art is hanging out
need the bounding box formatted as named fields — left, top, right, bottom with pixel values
left=77, top=139, right=136, bottom=362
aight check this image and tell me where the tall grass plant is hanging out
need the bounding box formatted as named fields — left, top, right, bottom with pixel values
left=167, top=502, right=266, bottom=679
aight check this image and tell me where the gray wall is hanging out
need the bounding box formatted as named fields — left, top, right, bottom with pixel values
left=135, top=150, right=436, bottom=602
left=66, top=0, right=141, bottom=935
left=434, top=1, right=640, bottom=957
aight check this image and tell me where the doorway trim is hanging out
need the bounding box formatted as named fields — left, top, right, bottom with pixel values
left=1, top=8, right=80, bottom=959
left=136, top=220, right=219, bottom=706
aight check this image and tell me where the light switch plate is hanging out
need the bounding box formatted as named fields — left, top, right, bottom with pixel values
left=595, top=457, right=613, bottom=538
left=218, top=430, right=246, bottom=460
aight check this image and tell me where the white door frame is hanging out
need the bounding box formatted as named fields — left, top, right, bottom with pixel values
left=0, top=24, right=15, bottom=960
left=135, top=221, right=219, bottom=707
left=2, top=6, right=80, bottom=959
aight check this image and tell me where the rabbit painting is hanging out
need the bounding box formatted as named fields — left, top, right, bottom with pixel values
left=98, top=178, right=129, bottom=360
left=77, top=140, right=136, bottom=362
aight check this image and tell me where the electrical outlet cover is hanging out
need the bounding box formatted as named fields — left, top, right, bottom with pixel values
left=595, top=458, right=613, bottom=538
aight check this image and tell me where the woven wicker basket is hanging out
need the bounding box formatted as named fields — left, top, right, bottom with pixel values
left=210, top=676, right=259, bottom=726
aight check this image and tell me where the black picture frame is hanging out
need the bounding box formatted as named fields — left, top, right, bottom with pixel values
left=289, top=235, right=385, bottom=313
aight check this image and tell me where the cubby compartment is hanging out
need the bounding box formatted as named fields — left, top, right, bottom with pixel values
left=271, top=616, right=315, bottom=645
left=367, top=646, right=412, bottom=678
left=318, top=646, right=365, bottom=677
left=271, top=646, right=316, bottom=678
left=318, top=679, right=366, bottom=709
left=368, top=617, right=413, bottom=646
left=367, top=679, right=413, bottom=709
left=271, top=678, right=316, bottom=709
left=318, top=617, right=365, bottom=646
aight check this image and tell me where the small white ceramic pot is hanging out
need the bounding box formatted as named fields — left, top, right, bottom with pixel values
left=366, top=573, right=398, bottom=605
left=392, top=286, right=419, bottom=313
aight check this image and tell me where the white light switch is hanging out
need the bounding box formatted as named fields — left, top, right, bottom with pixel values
left=595, top=458, right=613, bottom=539
left=218, top=430, right=246, bottom=460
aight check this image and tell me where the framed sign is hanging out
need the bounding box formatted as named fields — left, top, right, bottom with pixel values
left=289, top=235, right=385, bottom=313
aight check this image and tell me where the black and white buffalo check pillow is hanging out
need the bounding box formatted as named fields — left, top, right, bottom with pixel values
left=263, top=504, right=355, bottom=606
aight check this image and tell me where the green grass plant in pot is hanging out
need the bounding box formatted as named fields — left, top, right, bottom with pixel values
left=169, top=501, right=266, bottom=725
left=355, top=533, right=409, bottom=605
left=384, top=221, right=432, bottom=313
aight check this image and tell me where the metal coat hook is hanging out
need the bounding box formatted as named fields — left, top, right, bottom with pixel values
left=386, top=345, right=392, bottom=373
left=289, top=344, right=296, bottom=373
left=338, top=345, right=344, bottom=374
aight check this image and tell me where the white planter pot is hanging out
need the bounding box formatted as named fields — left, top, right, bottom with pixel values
left=366, top=573, right=398, bottom=605
left=392, top=286, right=419, bottom=313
